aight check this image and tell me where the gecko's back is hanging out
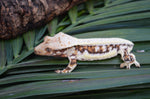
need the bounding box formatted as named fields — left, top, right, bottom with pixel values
left=77, top=38, right=133, bottom=46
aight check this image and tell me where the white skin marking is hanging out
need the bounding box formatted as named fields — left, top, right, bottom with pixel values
left=109, top=45, right=113, bottom=51
left=77, top=51, right=82, bottom=55
left=63, top=50, right=67, bottom=54
left=53, top=53, right=56, bottom=55
left=70, top=56, right=76, bottom=59
left=67, top=47, right=76, bottom=56
left=95, top=46, right=99, bottom=52
left=102, top=45, right=107, bottom=52
left=56, top=51, right=61, bottom=54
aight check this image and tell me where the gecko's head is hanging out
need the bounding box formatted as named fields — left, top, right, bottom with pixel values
left=34, top=36, right=54, bottom=56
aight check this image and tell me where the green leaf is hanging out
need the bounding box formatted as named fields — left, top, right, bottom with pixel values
left=53, top=88, right=150, bottom=99
left=68, top=6, right=78, bottom=24
left=104, top=0, right=114, bottom=6
left=5, top=40, right=13, bottom=65
left=64, top=12, right=150, bottom=33
left=23, top=30, right=35, bottom=50
left=0, top=68, right=150, bottom=99
left=12, top=49, right=34, bottom=64
left=105, top=0, right=133, bottom=8
left=0, top=66, right=150, bottom=86
left=63, top=0, right=150, bottom=32
left=86, top=0, right=94, bottom=14
left=74, top=28, right=150, bottom=42
left=0, top=67, right=7, bottom=76
left=12, top=36, right=23, bottom=58
left=0, top=40, right=6, bottom=69
left=48, top=17, right=58, bottom=36
left=95, top=0, right=150, bottom=14
left=35, top=26, right=47, bottom=45
left=84, top=0, right=150, bottom=23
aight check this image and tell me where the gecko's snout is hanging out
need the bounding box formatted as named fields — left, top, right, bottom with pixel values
left=34, top=49, right=38, bottom=54
left=34, top=48, right=40, bottom=55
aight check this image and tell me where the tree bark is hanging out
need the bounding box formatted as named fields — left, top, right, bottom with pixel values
left=0, top=0, right=87, bottom=39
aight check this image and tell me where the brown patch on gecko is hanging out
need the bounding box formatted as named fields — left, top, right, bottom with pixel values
left=124, top=56, right=130, bottom=61
left=124, top=49, right=128, bottom=55
left=68, top=41, right=71, bottom=45
left=115, top=44, right=120, bottom=51
left=106, top=45, right=110, bottom=52
left=87, top=46, right=92, bottom=53
left=123, top=49, right=130, bottom=61
left=60, top=54, right=67, bottom=57
left=111, top=44, right=116, bottom=50
left=58, top=37, right=61, bottom=43
left=66, top=67, right=72, bottom=70
left=59, top=48, right=66, bottom=53
left=71, top=53, right=77, bottom=56
left=71, top=59, right=76, bottom=63
left=78, top=45, right=85, bottom=53
left=87, top=46, right=96, bottom=53
left=99, top=46, right=103, bottom=53
left=130, top=55, right=135, bottom=63
left=127, top=44, right=133, bottom=47
left=92, top=46, right=96, bottom=53
left=45, top=41, right=49, bottom=44
left=83, top=46, right=88, bottom=50
left=70, top=59, right=77, bottom=66
left=122, top=44, right=126, bottom=46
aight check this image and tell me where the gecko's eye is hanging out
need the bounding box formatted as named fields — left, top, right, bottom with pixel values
left=45, top=47, right=51, bottom=52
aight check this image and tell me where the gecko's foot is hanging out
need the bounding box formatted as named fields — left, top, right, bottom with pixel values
left=120, top=62, right=131, bottom=69
left=55, top=69, right=71, bottom=74
left=134, top=61, right=141, bottom=68
left=120, top=63, right=126, bottom=68
left=55, top=70, right=61, bottom=73
left=120, top=62, right=140, bottom=69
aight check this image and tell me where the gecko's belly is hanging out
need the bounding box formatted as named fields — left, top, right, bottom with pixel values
left=76, top=49, right=118, bottom=61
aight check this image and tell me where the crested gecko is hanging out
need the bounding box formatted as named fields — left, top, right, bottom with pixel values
left=34, top=32, right=140, bottom=73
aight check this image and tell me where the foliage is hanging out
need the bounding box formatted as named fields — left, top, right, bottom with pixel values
left=0, top=0, right=150, bottom=98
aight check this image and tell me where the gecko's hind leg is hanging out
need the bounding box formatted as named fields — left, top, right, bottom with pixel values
left=55, top=55, right=77, bottom=73
left=120, top=49, right=140, bottom=69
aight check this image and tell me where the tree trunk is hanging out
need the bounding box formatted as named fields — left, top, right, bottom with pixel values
left=0, top=0, right=87, bottom=39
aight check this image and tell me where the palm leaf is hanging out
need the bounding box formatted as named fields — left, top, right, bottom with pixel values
left=0, top=0, right=150, bottom=98
left=0, top=40, right=6, bottom=69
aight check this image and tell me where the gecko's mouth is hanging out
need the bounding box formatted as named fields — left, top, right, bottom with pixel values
left=34, top=50, right=38, bottom=55
left=34, top=49, right=40, bottom=55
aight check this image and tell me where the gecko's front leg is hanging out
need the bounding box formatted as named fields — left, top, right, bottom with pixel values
left=55, top=54, right=77, bottom=74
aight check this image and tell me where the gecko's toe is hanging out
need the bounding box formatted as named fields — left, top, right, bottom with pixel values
left=55, top=69, right=70, bottom=73
left=55, top=70, right=61, bottom=73
left=120, top=63, right=126, bottom=68
left=126, top=65, right=131, bottom=69
left=134, top=61, right=140, bottom=68
left=61, top=69, right=70, bottom=73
